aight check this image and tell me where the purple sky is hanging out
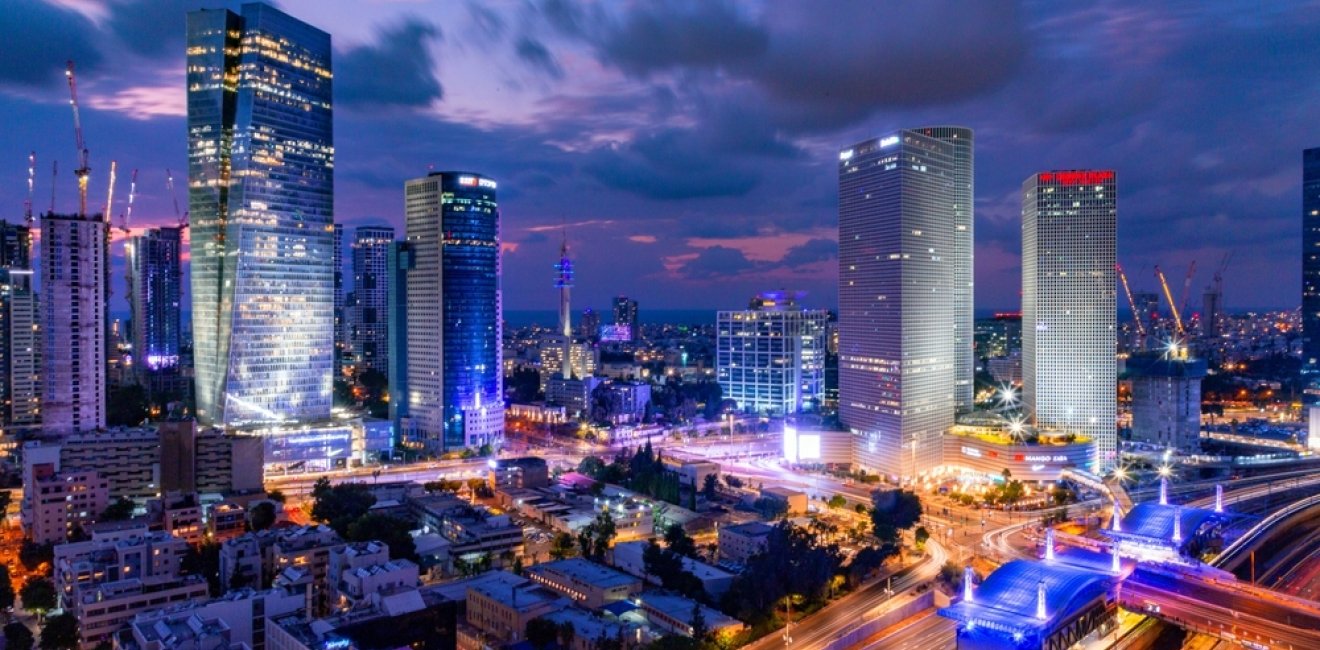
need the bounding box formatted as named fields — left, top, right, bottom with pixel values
left=3, top=1, right=1318, bottom=315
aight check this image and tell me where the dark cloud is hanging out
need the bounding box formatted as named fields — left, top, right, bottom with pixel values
left=0, top=2, right=104, bottom=87
left=515, top=37, right=564, bottom=79
left=781, top=238, right=838, bottom=267
left=107, top=0, right=248, bottom=58
left=337, top=19, right=443, bottom=107
left=597, top=1, right=767, bottom=75
left=680, top=246, right=755, bottom=280
left=583, top=130, right=760, bottom=200
left=466, top=2, right=506, bottom=40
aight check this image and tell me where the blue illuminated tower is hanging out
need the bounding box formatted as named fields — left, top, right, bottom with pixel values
left=555, top=233, right=574, bottom=379
left=186, top=4, right=334, bottom=427
left=126, top=226, right=183, bottom=388
left=397, top=172, right=503, bottom=452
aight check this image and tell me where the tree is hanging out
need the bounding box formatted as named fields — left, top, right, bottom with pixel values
left=914, top=526, right=930, bottom=550
left=18, top=542, right=52, bottom=574
left=557, top=620, right=577, bottom=650
left=663, top=524, right=698, bottom=559
left=577, top=509, right=617, bottom=561
left=578, top=456, right=607, bottom=479
left=689, top=602, right=708, bottom=644
left=4, top=622, right=34, bottom=650
left=38, top=612, right=77, bottom=650
left=0, top=491, right=11, bottom=518
left=525, top=617, right=559, bottom=650
left=99, top=497, right=135, bottom=522
left=266, top=489, right=287, bottom=503
left=182, top=542, right=224, bottom=597
left=106, top=384, right=149, bottom=427
left=310, top=478, right=377, bottom=535
left=249, top=502, right=277, bottom=531
left=0, top=565, right=14, bottom=613
left=702, top=474, right=719, bottom=501
left=723, top=475, right=743, bottom=489
left=827, top=495, right=847, bottom=510
left=19, top=577, right=55, bottom=618
left=550, top=532, right=578, bottom=560
left=346, top=513, right=418, bottom=562
left=870, top=490, right=922, bottom=545
left=752, top=496, right=788, bottom=520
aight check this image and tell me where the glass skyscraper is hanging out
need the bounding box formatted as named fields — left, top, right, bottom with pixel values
left=0, top=221, right=38, bottom=433
left=396, top=172, right=503, bottom=451
left=126, top=227, right=183, bottom=375
left=186, top=4, right=334, bottom=427
left=350, top=225, right=394, bottom=376
left=838, top=130, right=957, bottom=481
left=717, top=292, right=828, bottom=416
left=1022, top=170, right=1117, bottom=471
left=1303, top=148, right=1320, bottom=367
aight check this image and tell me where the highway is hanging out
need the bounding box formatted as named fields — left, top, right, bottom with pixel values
left=741, top=540, right=947, bottom=650
left=1121, top=572, right=1320, bottom=650
left=857, top=611, right=955, bottom=650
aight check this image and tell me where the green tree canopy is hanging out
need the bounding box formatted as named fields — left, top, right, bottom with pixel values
left=99, top=497, right=135, bottom=522
left=4, top=622, right=34, bottom=650
left=346, top=513, right=418, bottom=562
left=39, top=612, right=77, bottom=650
left=19, top=577, right=55, bottom=616
left=310, top=478, right=377, bottom=535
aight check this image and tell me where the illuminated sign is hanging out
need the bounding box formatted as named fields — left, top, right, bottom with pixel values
left=1019, top=454, right=1069, bottom=463
left=961, top=446, right=982, bottom=458
left=839, top=149, right=854, bottom=161
left=1038, top=171, right=1114, bottom=186
left=600, top=324, right=631, bottom=342
left=799, top=434, right=821, bottom=461
left=457, top=176, right=498, bottom=189
left=783, top=425, right=797, bottom=462
left=879, top=135, right=899, bottom=148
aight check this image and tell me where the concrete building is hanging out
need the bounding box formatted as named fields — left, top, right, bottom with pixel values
left=40, top=211, right=106, bottom=436
left=636, top=592, right=744, bottom=639
left=1023, top=170, right=1118, bottom=471
left=146, top=492, right=204, bottom=545
left=207, top=501, right=248, bottom=542
left=1303, top=146, right=1320, bottom=367
left=716, top=291, right=828, bottom=416
left=23, top=469, right=109, bottom=544
left=760, top=486, right=808, bottom=516
left=838, top=130, right=959, bottom=480
left=219, top=525, right=344, bottom=615
left=718, top=521, right=774, bottom=565
left=113, top=586, right=305, bottom=650
left=525, top=558, right=642, bottom=609
left=394, top=172, right=504, bottom=452
left=942, top=412, right=1098, bottom=482
left=489, top=456, right=550, bottom=489
left=546, top=376, right=604, bottom=418
left=610, top=541, right=735, bottom=598
left=188, top=4, right=335, bottom=428
left=539, top=339, right=598, bottom=392
left=1127, top=348, right=1207, bottom=452
left=464, top=571, right=566, bottom=646
left=613, top=296, right=639, bottom=341
left=349, top=225, right=394, bottom=376
left=407, top=495, right=524, bottom=563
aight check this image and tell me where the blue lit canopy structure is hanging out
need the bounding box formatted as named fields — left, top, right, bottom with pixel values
left=1104, top=502, right=1225, bottom=559
left=940, top=559, right=1116, bottom=649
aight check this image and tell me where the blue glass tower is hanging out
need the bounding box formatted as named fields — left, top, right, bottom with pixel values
left=1303, top=147, right=1320, bottom=368
left=126, top=227, right=183, bottom=373
left=186, top=4, right=334, bottom=427
left=398, top=172, right=503, bottom=451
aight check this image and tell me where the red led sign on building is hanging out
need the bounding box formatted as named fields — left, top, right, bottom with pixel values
left=1038, top=170, right=1114, bottom=185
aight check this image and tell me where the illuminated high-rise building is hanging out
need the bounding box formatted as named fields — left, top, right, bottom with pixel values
left=1303, top=147, right=1320, bottom=367
left=612, top=296, right=639, bottom=342
left=717, top=292, right=828, bottom=416
left=187, top=4, right=334, bottom=427
left=1022, top=170, right=1117, bottom=471
left=349, top=225, right=394, bottom=376
left=41, top=213, right=106, bottom=435
left=396, top=172, right=503, bottom=451
left=334, top=223, right=346, bottom=376
left=0, top=221, right=38, bottom=433
left=126, top=227, right=183, bottom=382
left=838, top=130, right=957, bottom=480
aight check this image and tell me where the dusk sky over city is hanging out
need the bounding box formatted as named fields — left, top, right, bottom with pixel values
left=2, top=0, right=1318, bottom=312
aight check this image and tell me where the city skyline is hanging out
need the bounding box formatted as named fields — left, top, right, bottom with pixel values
left=0, top=1, right=1316, bottom=314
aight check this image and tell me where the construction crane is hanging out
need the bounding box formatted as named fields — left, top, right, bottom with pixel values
left=166, top=169, right=188, bottom=230
left=1116, top=263, right=1147, bottom=340
left=1154, top=265, right=1185, bottom=338
left=49, top=161, right=57, bottom=214
left=24, top=152, right=35, bottom=225
left=1177, top=260, right=1197, bottom=324
left=65, top=60, right=91, bottom=217
left=120, top=168, right=137, bottom=237
left=1212, top=252, right=1233, bottom=296
left=104, top=160, right=117, bottom=231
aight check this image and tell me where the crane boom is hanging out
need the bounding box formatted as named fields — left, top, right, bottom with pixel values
left=1155, top=265, right=1184, bottom=337
left=123, top=169, right=138, bottom=235
left=104, top=160, right=117, bottom=231
left=24, top=152, right=35, bottom=224
left=65, top=60, right=90, bottom=217
left=1178, top=260, right=1197, bottom=323
left=1116, top=263, right=1146, bottom=338
left=167, top=169, right=188, bottom=229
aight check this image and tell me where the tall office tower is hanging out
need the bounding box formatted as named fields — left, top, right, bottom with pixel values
left=838, top=130, right=957, bottom=481
left=580, top=308, right=600, bottom=340
left=350, top=225, right=394, bottom=376
left=613, top=296, right=639, bottom=341
left=187, top=4, right=334, bottom=427
left=1303, top=147, right=1320, bottom=368
left=386, top=241, right=413, bottom=443
left=126, top=227, right=183, bottom=381
left=0, top=221, right=38, bottom=433
left=334, top=223, right=346, bottom=375
left=41, top=213, right=107, bottom=436
left=1201, top=287, right=1222, bottom=339
left=1022, top=170, right=1117, bottom=471
left=397, top=172, right=503, bottom=452
left=917, top=127, right=975, bottom=414
left=716, top=291, right=828, bottom=416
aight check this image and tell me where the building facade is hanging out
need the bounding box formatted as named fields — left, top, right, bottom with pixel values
left=126, top=227, right=184, bottom=389
left=41, top=212, right=106, bottom=436
left=187, top=4, right=335, bottom=427
left=1022, top=170, right=1117, bottom=471
left=334, top=223, right=346, bottom=377
left=612, top=296, right=639, bottom=341
left=838, top=130, right=958, bottom=480
left=1304, top=147, right=1320, bottom=367
left=395, top=172, right=503, bottom=452
left=349, top=225, right=394, bottom=376
left=716, top=291, right=828, bottom=416
left=1127, top=349, right=1206, bottom=452
left=0, top=221, right=39, bottom=434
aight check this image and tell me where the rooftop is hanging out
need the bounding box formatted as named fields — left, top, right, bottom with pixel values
left=938, top=559, right=1114, bottom=637
left=528, top=558, right=640, bottom=589
left=721, top=521, right=774, bottom=537
left=1106, top=502, right=1223, bottom=544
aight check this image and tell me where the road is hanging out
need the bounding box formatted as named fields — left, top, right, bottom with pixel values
left=741, top=540, right=947, bottom=650
left=857, top=611, right=955, bottom=650
left=1121, top=574, right=1320, bottom=650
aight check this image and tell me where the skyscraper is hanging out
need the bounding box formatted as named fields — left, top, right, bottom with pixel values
left=41, top=213, right=106, bottom=435
left=838, top=130, right=957, bottom=480
left=1303, top=147, right=1320, bottom=367
left=334, top=223, right=346, bottom=376
left=395, top=172, right=503, bottom=452
left=350, top=225, right=394, bottom=376
left=612, top=296, right=639, bottom=341
left=126, top=227, right=183, bottom=381
left=917, top=127, right=975, bottom=414
left=0, top=221, right=38, bottom=433
left=717, top=291, right=828, bottom=416
left=187, top=4, right=334, bottom=427
left=1022, top=170, right=1117, bottom=471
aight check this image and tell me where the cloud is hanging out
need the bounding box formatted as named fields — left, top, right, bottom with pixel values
left=629, top=235, right=657, bottom=244
left=679, top=245, right=755, bottom=280
left=780, top=238, right=838, bottom=267
left=0, top=1, right=104, bottom=87
left=87, top=85, right=186, bottom=120
left=337, top=19, right=443, bottom=107
left=515, top=36, right=564, bottom=79
left=583, top=129, right=761, bottom=200
left=596, top=1, right=767, bottom=75
left=106, top=0, right=247, bottom=58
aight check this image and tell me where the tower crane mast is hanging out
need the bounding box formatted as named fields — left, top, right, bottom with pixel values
left=24, top=152, right=35, bottom=225
left=65, top=61, right=91, bottom=217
